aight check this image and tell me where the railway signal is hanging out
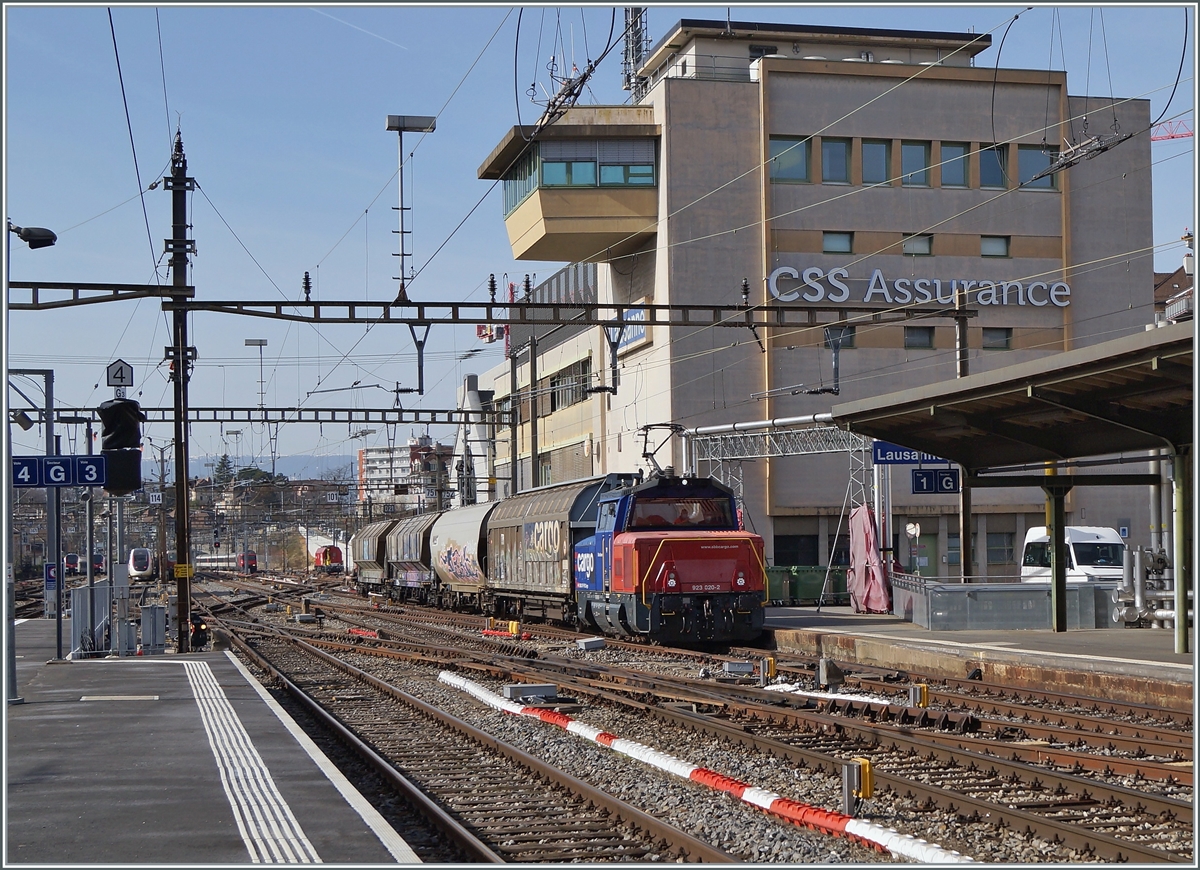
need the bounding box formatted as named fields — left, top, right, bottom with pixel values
left=97, top=397, right=145, bottom=496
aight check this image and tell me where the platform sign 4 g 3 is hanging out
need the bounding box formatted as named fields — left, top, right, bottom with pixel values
left=11, top=455, right=106, bottom=488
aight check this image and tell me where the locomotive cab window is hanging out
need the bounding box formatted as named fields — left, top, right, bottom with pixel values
left=629, top=498, right=733, bottom=529
left=598, top=501, right=618, bottom=531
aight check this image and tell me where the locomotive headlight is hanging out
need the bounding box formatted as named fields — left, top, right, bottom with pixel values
left=667, top=572, right=677, bottom=588
left=735, top=571, right=746, bottom=587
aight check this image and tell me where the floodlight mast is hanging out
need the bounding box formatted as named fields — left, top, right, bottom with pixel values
left=385, top=115, right=436, bottom=303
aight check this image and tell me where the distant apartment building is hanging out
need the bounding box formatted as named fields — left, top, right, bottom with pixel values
left=473, top=17, right=1159, bottom=578
left=358, top=436, right=454, bottom=516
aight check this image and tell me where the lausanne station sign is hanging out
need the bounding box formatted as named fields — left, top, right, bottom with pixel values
left=768, top=266, right=1071, bottom=307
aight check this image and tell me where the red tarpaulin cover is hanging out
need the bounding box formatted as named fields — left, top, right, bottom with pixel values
left=847, top=503, right=891, bottom=614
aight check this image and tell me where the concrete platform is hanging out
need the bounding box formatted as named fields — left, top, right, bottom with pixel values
left=6, top=617, right=421, bottom=865
left=764, top=605, right=1194, bottom=711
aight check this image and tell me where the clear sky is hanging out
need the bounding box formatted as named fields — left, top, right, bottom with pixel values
left=5, top=3, right=1195, bottom=477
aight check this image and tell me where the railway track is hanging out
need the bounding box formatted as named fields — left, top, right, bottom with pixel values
left=198, top=581, right=1193, bottom=862
left=231, top=628, right=734, bottom=863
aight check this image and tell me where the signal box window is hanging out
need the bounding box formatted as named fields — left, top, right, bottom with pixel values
left=769, top=137, right=809, bottom=182
left=822, top=138, right=851, bottom=183
left=940, top=142, right=968, bottom=187
left=601, top=163, right=654, bottom=185
left=542, top=160, right=596, bottom=187
left=904, top=326, right=934, bottom=349
left=861, top=140, right=890, bottom=185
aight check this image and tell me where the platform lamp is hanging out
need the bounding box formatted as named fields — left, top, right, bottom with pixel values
left=6, top=220, right=57, bottom=704
left=385, top=114, right=436, bottom=302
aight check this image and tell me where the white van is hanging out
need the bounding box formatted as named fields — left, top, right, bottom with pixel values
left=1020, top=526, right=1125, bottom=583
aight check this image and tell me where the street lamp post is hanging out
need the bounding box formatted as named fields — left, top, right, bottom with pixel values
left=7, top=220, right=57, bottom=703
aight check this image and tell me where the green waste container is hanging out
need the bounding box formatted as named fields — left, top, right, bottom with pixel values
left=788, top=567, right=849, bottom=604
left=766, top=567, right=792, bottom=605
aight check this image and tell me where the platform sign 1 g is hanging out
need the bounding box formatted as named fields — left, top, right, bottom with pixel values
left=912, top=468, right=960, bottom=494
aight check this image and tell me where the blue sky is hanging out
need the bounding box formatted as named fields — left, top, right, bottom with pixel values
left=5, top=4, right=1195, bottom=476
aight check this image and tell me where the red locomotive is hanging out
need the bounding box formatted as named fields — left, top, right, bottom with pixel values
left=313, top=545, right=344, bottom=574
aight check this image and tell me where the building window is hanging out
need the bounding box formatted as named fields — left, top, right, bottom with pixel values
left=1018, top=145, right=1057, bottom=189
left=519, top=139, right=656, bottom=197
left=902, top=233, right=932, bottom=256
left=502, top=148, right=538, bottom=215
left=901, top=141, right=930, bottom=186
left=947, top=533, right=975, bottom=567
left=769, top=136, right=809, bottom=182
left=600, top=163, right=655, bottom=185
left=904, top=326, right=934, bottom=349
left=549, top=358, right=592, bottom=412
left=541, top=160, right=596, bottom=187
left=823, top=231, right=853, bottom=253
left=822, top=138, right=851, bottom=183
left=980, top=144, right=1008, bottom=189
left=941, top=142, right=968, bottom=187
left=981, top=235, right=1010, bottom=257
left=987, top=532, right=1015, bottom=564
left=824, top=325, right=856, bottom=349
left=774, top=534, right=818, bottom=566
left=861, top=139, right=890, bottom=185
left=982, top=327, right=1012, bottom=350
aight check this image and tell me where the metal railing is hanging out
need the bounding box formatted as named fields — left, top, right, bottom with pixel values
left=647, top=52, right=756, bottom=88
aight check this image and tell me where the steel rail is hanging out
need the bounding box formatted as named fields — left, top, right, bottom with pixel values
left=262, top=630, right=737, bottom=863
left=817, top=695, right=1193, bottom=766
left=218, top=605, right=1190, bottom=863
left=850, top=674, right=1195, bottom=745
left=645, top=703, right=1191, bottom=864
left=226, top=631, right=503, bottom=863
left=432, top=649, right=1192, bottom=863
left=450, top=654, right=1193, bottom=862
left=765, top=655, right=1195, bottom=722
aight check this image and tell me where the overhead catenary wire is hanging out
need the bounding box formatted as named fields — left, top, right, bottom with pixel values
left=1151, top=7, right=1189, bottom=127
left=107, top=7, right=160, bottom=283
left=224, top=11, right=516, bottom=451
left=302, top=10, right=628, bottom=416
left=155, top=7, right=172, bottom=153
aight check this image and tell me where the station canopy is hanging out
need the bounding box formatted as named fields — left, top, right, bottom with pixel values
left=830, top=321, right=1192, bottom=472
